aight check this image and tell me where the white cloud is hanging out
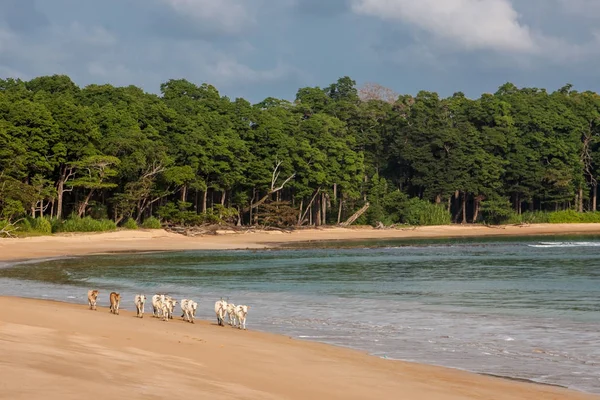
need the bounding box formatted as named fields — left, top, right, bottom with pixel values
left=351, top=0, right=537, bottom=53
left=157, top=0, right=253, bottom=34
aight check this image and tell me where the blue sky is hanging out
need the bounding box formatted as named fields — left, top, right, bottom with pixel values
left=1, top=0, right=599, bottom=103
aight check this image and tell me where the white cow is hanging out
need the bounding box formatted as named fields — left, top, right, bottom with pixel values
left=214, top=299, right=227, bottom=326
left=152, top=294, right=165, bottom=318
left=234, top=305, right=249, bottom=330
left=226, top=303, right=237, bottom=326
left=180, top=299, right=189, bottom=318
left=134, top=294, right=146, bottom=318
left=163, top=298, right=177, bottom=321
left=181, top=299, right=198, bottom=323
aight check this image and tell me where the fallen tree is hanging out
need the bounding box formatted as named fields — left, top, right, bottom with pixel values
left=340, top=202, right=369, bottom=227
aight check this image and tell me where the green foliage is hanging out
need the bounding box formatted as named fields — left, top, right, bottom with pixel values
left=480, top=197, right=513, bottom=225
left=54, top=215, right=117, bottom=233
left=0, top=199, right=26, bottom=222
left=122, top=218, right=138, bottom=230
left=481, top=209, right=600, bottom=225
left=402, top=198, right=452, bottom=226
left=25, top=217, right=52, bottom=235
left=3, top=73, right=600, bottom=232
left=382, top=191, right=409, bottom=224
left=141, top=216, right=162, bottom=229
left=548, top=210, right=600, bottom=223
left=157, top=202, right=203, bottom=226
left=156, top=202, right=238, bottom=226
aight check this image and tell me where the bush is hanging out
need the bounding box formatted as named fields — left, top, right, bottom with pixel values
left=141, top=216, right=162, bottom=229
left=402, top=198, right=451, bottom=226
left=480, top=197, right=513, bottom=225
left=157, top=201, right=238, bottom=226
left=548, top=210, right=600, bottom=223
left=54, top=215, right=117, bottom=233
left=481, top=207, right=600, bottom=225
left=122, top=218, right=138, bottom=230
left=17, top=217, right=53, bottom=235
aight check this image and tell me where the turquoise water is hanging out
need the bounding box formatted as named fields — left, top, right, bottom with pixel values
left=1, top=236, right=599, bottom=393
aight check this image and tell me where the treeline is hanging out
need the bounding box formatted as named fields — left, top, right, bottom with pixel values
left=1, top=75, right=599, bottom=234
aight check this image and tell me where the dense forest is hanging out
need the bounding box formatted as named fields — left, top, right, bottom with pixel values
left=1, top=74, right=600, bottom=235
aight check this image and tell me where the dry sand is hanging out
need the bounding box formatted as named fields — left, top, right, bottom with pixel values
left=2, top=223, right=600, bottom=262
left=1, top=224, right=600, bottom=399
left=0, top=297, right=597, bottom=400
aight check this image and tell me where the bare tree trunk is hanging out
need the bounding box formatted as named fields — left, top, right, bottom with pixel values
left=221, top=191, right=226, bottom=206
left=579, top=187, right=584, bottom=212
left=77, top=189, right=95, bottom=217
left=299, top=188, right=321, bottom=225
left=333, top=183, right=337, bottom=201
left=593, top=183, right=598, bottom=212
left=50, top=200, right=55, bottom=219
left=39, top=200, right=44, bottom=218
left=57, top=179, right=64, bottom=219
left=340, top=203, right=370, bottom=227
left=337, top=196, right=343, bottom=224
left=435, top=194, right=441, bottom=204
left=316, top=195, right=321, bottom=226
left=181, top=185, right=188, bottom=203
left=298, top=200, right=303, bottom=225
left=447, top=196, right=451, bottom=213
left=321, top=193, right=327, bottom=225
left=202, top=191, right=207, bottom=213
left=56, top=165, right=75, bottom=220
left=473, top=197, right=480, bottom=223
left=31, top=205, right=36, bottom=218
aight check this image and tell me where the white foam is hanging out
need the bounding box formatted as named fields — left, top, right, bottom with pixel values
left=529, top=242, right=600, bottom=248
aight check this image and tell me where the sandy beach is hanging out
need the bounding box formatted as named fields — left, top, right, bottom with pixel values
left=2, top=224, right=600, bottom=399
left=2, top=223, right=600, bottom=262
left=0, top=296, right=596, bottom=400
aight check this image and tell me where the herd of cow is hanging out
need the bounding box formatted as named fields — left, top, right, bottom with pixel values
left=86, top=289, right=250, bottom=329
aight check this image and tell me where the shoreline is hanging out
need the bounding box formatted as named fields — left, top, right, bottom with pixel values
left=2, top=225, right=600, bottom=398
left=0, top=296, right=597, bottom=400
left=0, top=293, right=587, bottom=394
left=2, top=223, right=600, bottom=262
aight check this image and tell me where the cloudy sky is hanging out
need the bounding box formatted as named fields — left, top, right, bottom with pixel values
left=1, top=0, right=599, bottom=102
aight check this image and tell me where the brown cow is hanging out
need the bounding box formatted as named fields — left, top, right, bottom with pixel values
left=87, top=290, right=99, bottom=310
left=109, top=292, right=121, bottom=315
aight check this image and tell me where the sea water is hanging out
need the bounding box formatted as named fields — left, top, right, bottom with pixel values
left=0, top=235, right=599, bottom=393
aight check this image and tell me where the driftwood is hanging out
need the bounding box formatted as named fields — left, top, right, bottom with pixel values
left=340, top=203, right=370, bottom=227
left=164, top=223, right=295, bottom=237
left=0, top=219, right=23, bottom=238
left=373, top=222, right=418, bottom=231
left=483, top=224, right=507, bottom=230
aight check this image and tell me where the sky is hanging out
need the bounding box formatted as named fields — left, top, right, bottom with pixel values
left=0, top=0, right=599, bottom=103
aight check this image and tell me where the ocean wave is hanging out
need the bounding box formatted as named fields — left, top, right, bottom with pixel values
left=528, top=242, right=600, bottom=248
